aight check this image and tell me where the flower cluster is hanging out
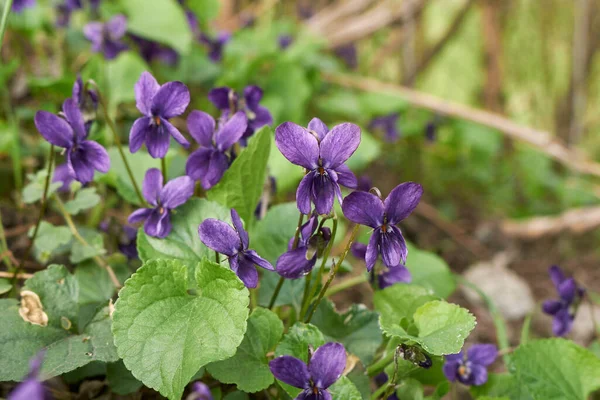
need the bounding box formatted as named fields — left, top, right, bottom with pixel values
left=443, top=344, right=498, bottom=386
left=542, top=265, right=585, bottom=336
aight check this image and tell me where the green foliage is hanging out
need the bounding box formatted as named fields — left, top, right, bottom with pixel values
left=120, top=0, right=192, bottom=54
left=70, top=229, right=106, bottom=263
left=311, top=299, right=382, bottom=365
left=0, top=266, right=117, bottom=381
left=0, top=278, right=10, bottom=294
left=22, top=170, right=61, bottom=204
left=207, top=307, right=283, bottom=392
left=107, top=361, right=143, bottom=395
left=471, top=373, right=533, bottom=400
left=112, top=258, right=250, bottom=400
left=30, top=221, right=72, bottom=263
left=207, top=126, right=272, bottom=226
left=396, top=378, right=424, bottom=400
left=510, top=338, right=600, bottom=400
left=374, top=284, right=475, bottom=355
left=137, top=198, right=231, bottom=272
left=105, top=52, right=150, bottom=110
left=63, top=188, right=101, bottom=215
left=406, top=243, right=456, bottom=298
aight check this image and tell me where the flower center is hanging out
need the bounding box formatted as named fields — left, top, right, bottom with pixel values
left=158, top=206, right=165, bottom=214
left=153, top=116, right=162, bottom=126
left=318, top=167, right=325, bottom=175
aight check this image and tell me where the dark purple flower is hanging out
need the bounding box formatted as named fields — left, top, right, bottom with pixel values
left=342, top=182, right=423, bottom=271
left=443, top=344, right=497, bottom=386
left=208, top=86, right=273, bottom=140
left=52, top=163, right=75, bottom=192
left=200, top=32, right=231, bottom=62
left=269, top=342, right=346, bottom=400
left=83, top=14, right=128, bottom=60
left=128, top=169, right=194, bottom=238
left=119, top=225, right=138, bottom=259
left=356, top=175, right=372, bottom=192
left=186, top=10, right=200, bottom=36
left=185, top=110, right=247, bottom=189
left=542, top=265, right=585, bottom=337
left=55, top=0, right=81, bottom=27
left=276, top=118, right=360, bottom=215
left=278, top=35, right=293, bottom=49
left=369, top=113, right=400, bottom=142
left=276, top=214, right=331, bottom=279
left=12, top=0, right=35, bottom=13
left=8, top=352, right=47, bottom=400
left=334, top=43, right=357, bottom=69
left=131, top=35, right=179, bottom=66
left=129, top=71, right=191, bottom=158
left=199, top=209, right=274, bottom=288
left=35, top=99, right=110, bottom=184
left=72, top=75, right=98, bottom=129
left=191, top=381, right=213, bottom=400
left=350, top=243, right=411, bottom=288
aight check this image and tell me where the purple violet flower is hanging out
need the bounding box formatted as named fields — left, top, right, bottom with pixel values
left=542, top=265, right=585, bottom=337
left=52, top=163, right=75, bottom=192
left=278, top=35, right=293, bottom=49
left=35, top=99, right=110, bottom=184
left=269, top=342, right=347, bottom=400
left=276, top=214, right=331, bottom=279
left=342, top=182, right=423, bottom=271
left=131, top=35, right=179, bottom=66
left=185, top=109, right=247, bottom=189
left=119, top=225, right=138, bottom=259
left=425, top=121, right=437, bottom=142
left=350, top=243, right=411, bottom=288
left=128, top=168, right=194, bottom=238
left=72, top=75, right=98, bottom=130
left=443, top=344, right=497, bottom=386
left=55, top=0, right=81, bottom=27
left=356, top=175, right=372, bottom=192
left=8, top=352, right=47, bottom=400
left=209, top=86, right=273, bottom=140
left=83, top=14, right=128, bottom=60
left=198, top=209, right=274, bottom=288
left=369, top=113, right=400, bottom=142
left=12, top=0, right=35, bottom=13
left=200, top=32, right=231, bottom=62
left=334, top=43, right=358, bottom=69
left=276, top=118, right=360, bottom=215
left=129, top=71, right=191, bottom=158
left=191, top=381, right=213, bottom=400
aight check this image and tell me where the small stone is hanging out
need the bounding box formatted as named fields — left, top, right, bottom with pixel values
left=570, top=303, right=600, bottom=344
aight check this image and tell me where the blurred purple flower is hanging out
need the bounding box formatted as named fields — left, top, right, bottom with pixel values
left=542, top=265, right=585, bottom=336
left=357, top=175, right=372, bottom=192
left=35, top=99, right=110, bottom=184
left=52, top=163, right=75, bottom=192
left=128, top=169, right=194, bottom=238
left=269, top=342, right=346, bottom=400
left=12, top=0, right=35, bottom=13
left=185, top=110, right=247, bottom=189
left=131, top=35, right=179, bottom=66
left=276, top=118, right=360, bottom=215
left=276, top=214, right=331, bottom=279
left=129, top=71, right=190, bottom=158
left=83, top=14, right=128, bottom=60
left=190, top=382, right=213, bottom=400
left=209, top=86, right=273, bottom=140
left=200, top=32, right=230, bottom=62
left=199, top=209, right=274, bottom=288
left=369, top=113, right=400, bottom=142
left=342, top=182, right=422, bottom=271
left=334, top=43, right=357, bottom=69
left=8, top=352, right=47, bottom=400
left=119, top=225, right=138, bottom=259
left=351, top=243, right=411, bottom=288
left=425, top=121, right=437, bottom=142
left=443, top=344, right=497, bottom=386
left=278, top=35, right=293, bottom=49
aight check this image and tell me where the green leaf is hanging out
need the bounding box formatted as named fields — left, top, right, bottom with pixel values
left=207, top=307, right=283, bottom=392
left=311, top=299, right=382, bottom=365
left=251, top=202, right=298, bottom=265
left=328, top=376, right=363, bottom=400
left=105, top=52, right=150, bottom=110
left=107, top=360, right=144, bottom=395
left=22, top=170, right=61, bottom=204
left=70, top=229, right=105, bottom=263
left=406, top=244, right=456, bottom=298
left=137, top=198, right=231, bottom=273
left=121, top=0, right=192, bottom=54
left=75, top=260, right=128, bottom=305
left=0, top=278, right=11, bottom=295
left=470, top=373, right=533, bottom=400
left=186, top=0, right=220, bottom=22
left=30, top=222, right=72, bottom=262
left=112, top=258, right=250, bottom=400
left=63, top=188, right=101, bottom=215
left=396, top=378, right=424, bottom=400
left=511, top=338, right=600, bottom=400
left=207, top=126, right=272, bottom=226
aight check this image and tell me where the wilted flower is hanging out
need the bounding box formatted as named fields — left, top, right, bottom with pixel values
left=8, top=352, right=47, bottom=400
left=200, top=32, right=231, bottom=62
left=342, top=182, right=422, bottom=270
left=35, top=98, right=110, bottom=184
left=276, top=118, right=360, bottom=215
left=269, top=342, right=347, bottom=400
left=12, top=0, right=35, bottom=13
left=542, top=265, right=585, bottom=337
left=443, top=344, right=497, bottom=386
left=369, top=113, right=400, bottom=142
left=72, top=75, right=98, bottom=129
left=83, top=14, right=128, bottom=60
left=276, top=214, right=331, bottom=279
left=185, top=110, right=247, bottom=189
left=199, top=209, right=274, bottom=288
left=188, top=381, right=213, bottom=400
left=52, top=163, right=75, bottom=192
left=129, top=71, right=191, bottom=158
left=128, top=169, right=194, bottom=238
left=350, top=243, right=411, bottom=288
left=208, top=86, right=272, bottom=140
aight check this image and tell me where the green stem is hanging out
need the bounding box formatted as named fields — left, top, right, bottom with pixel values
left=161, top=157, right=167, bottom=181
left=89, top=81, right=145, bottom=206
left=269, top=213, right=305, bottom=309
left=215, top=251, right=220, bottom=264
left=0, top=209, right=13, bottom=269
left=367, top=351, right=394, bottom=377
left=381, top=347, right=401, bottom=399
left=0, top=0, right=13, bottom=52
left=326, top=274, right=368, bottom=297
left=370, top=383, right=389, bottom=400
left=300, top=215, right=338, bottom=319
left=305, top=224, right=359, bottom=323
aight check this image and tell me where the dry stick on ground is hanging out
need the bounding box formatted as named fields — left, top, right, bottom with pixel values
left=501, top=206, right=600, bottom=239
left=0, top=270, right=32, bottom=279
left=323, top=72, right=600, bottom=178
left=307, top=0, right=374, bottom=34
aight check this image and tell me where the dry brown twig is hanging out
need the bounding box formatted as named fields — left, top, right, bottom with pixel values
left=501, top=206, right=600, bottom=239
